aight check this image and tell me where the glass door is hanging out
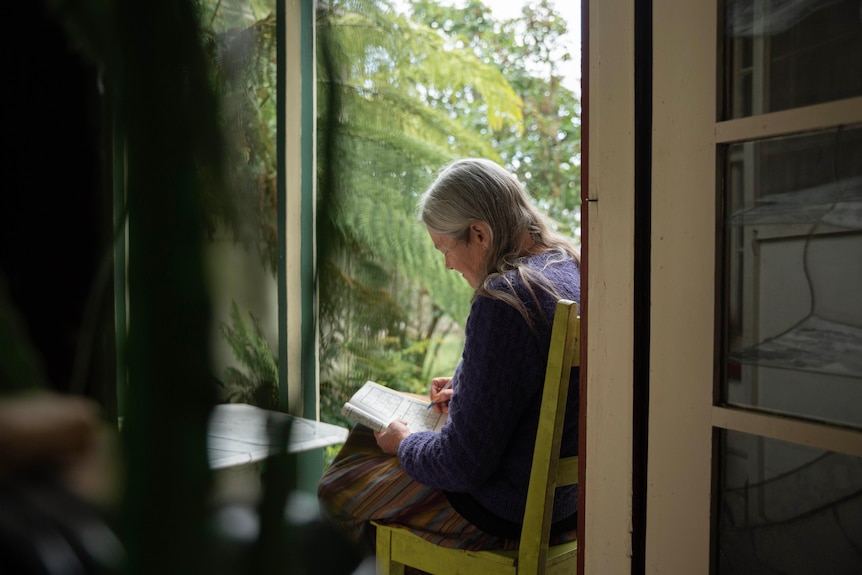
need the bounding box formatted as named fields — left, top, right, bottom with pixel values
left=647, top=0, right=862, bottom=573
left=716, top=1, right=862, bottom=572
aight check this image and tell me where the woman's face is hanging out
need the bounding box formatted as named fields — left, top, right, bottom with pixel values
left=428, top=223, right=489, bottom=289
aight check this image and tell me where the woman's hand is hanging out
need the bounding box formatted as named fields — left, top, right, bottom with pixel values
left=429, top=377, right=454, bottom=414
left=374, top=420, right=411, bottom=455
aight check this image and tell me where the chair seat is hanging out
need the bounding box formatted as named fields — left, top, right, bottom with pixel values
left=374, top=521, right=578, bottom=575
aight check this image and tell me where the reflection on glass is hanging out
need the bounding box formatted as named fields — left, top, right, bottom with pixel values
left=196, top=0, right=281, bottom=410
left=724, top=0, right=862, bottom=119
left=717, top=430, right=862, bottom=574
left=201, top=0, right=279, bottom=269
left=723, top=126, right=862, bottom=428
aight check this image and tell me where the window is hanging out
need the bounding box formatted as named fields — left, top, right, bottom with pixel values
left=608, top=0, right=862, bottom=572
left=716, top=2, right=862, bottom=571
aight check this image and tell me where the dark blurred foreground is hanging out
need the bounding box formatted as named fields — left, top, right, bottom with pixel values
left=1, top=2, right=367, bottom=573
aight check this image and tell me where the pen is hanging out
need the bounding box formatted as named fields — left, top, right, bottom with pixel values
left=426, top=379, right=454, bottom=410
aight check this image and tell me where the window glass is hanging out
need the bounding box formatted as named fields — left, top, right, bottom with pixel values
left=724, top=0, right=862, bottom=119
left=717, top=430, right=862, bottom=574
left=196, top=0, right=280, bottom=409
left=722, top=126, right=862, bottom=428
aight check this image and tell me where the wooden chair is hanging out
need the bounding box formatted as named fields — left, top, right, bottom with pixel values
left=374, top=299, right=581, bottom=575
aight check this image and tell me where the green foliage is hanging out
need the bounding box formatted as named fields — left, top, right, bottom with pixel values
left=197, top=0, right=279, bottom=273
left=316, top=0, right=582, bottom=427
left=218, top=300, right=279, bottom=410
left=190, top=0, right=581, bottom=429
left=411, top=0, right=582, bottom=237
left=493, top=1, right=581, bottom=237
left=317, top=0, right=522, bottom=421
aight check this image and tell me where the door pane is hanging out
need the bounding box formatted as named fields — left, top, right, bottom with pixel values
left=724, top=0, right=862, bottom=119
left=717, top=430, right=862, bottom=575
left=722, top=126, right=862, bottom=428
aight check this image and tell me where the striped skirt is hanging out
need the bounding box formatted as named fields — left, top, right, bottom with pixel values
left=317, top=424, right=514, bottom=552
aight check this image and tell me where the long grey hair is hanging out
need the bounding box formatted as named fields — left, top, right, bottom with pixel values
left=418, top=158, right=579, bottom=324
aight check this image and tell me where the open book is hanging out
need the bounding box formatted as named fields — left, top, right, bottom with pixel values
left=342, top=380, right=447, bottom=433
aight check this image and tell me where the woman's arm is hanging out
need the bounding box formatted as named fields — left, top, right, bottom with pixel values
left=397, top=297, right=544, bottom=492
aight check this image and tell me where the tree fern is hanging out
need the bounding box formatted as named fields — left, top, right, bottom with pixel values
left=218, top=300, right=279, bottom=409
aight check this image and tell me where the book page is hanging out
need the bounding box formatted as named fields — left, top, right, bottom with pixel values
left=342, top=381, right=447, bottom=433
left=341, top=402, right=388, bottom=432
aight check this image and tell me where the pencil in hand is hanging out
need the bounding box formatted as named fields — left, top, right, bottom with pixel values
left=426, top=379, right=454, bottom=410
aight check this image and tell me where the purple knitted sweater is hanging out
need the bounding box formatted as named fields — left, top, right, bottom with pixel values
left=398, top=251, right=581, bottom=531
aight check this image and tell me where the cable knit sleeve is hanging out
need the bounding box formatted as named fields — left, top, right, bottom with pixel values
left=397, top=294, right=546, bottom=492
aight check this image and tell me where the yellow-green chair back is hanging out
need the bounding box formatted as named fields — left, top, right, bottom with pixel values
left=374, top=299, right=581, bottom=575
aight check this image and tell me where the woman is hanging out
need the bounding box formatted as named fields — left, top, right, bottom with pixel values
left=318, top=158, right=581, bottom=552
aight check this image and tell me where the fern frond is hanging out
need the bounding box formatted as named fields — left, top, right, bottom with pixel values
left=218, top=300, right=278, bottom=407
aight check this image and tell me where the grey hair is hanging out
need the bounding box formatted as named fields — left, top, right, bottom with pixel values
left=418, top=158, right=579, bottom=321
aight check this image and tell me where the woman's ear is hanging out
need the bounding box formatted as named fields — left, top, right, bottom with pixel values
left=470, top=221, right=491, bottom=250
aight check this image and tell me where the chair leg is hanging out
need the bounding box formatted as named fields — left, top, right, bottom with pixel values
left=375, top=526, right=405, bottom=575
